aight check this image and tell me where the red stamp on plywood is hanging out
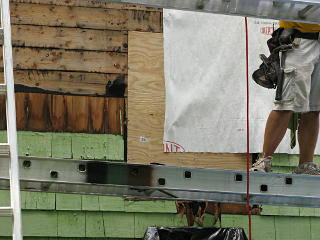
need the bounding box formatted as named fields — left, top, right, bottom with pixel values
left=163, top=141, right=185, bottom=152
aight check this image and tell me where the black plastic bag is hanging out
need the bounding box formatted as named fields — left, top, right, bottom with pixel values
left=143, top=227, right=248, bottom=240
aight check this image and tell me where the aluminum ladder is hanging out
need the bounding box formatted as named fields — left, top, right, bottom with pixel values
left=0, top=0, right=23, bottom=238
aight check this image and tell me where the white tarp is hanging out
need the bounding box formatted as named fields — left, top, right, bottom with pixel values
left=163, top=9, right=320, bottom=154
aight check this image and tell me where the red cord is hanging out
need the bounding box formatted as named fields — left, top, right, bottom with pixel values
left=245, top=17, right=252, bottom=240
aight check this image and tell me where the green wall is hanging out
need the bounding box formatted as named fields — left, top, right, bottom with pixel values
left=1, top=131, right=319, bottom=239
left=0, top=131, right=124, bottom=160
left=0, top=190, right=184, bottom=238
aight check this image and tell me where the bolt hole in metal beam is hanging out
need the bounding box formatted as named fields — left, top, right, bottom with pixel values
left=185, top=171, right=192, bottom=179
left=3, top=157, right=320, bottom=207
left=78, top=164, right=86, bottom=172
left=235, top=174, right=243, bottom=182
left=260, top=184, right=268, bottom=192
left=50, top=170, right=58, bottom=179
left=22, top=160, right=31, bottom=168
left=158, top=178, right=166, bottom=185
left=285, top=177, right=293, bottom=185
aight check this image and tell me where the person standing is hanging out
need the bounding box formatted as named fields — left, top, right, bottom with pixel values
left=251, top=21, right=320, bottom=175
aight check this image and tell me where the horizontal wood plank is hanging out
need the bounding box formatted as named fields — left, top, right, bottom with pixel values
left=0, top=70, right=127, bottom=97
left=10, top=25, right=128, bottom=52
left=11, top=0, right=162, bottom=11
left=0, top=47, right=127, bottom=74
left=11, top=2, right=162, bottom=32
left=0, top=93, right=125, bottom=134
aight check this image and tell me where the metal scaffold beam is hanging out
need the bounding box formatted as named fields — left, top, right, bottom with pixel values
left=1, top=156, right=320, bottom=208
left=101, top=0, right=320, bottom=24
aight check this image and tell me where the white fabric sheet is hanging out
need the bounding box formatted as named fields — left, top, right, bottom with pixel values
left=163, top=9, right=320, bottom=154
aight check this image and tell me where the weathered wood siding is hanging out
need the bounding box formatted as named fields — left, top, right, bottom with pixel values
left=0, top=93, right=124, bottom=133
left=0, top=0, right=162, bottom=134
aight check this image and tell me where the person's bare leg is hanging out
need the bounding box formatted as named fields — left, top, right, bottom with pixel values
left=262, top=110, right=293, bottom=157
left=298, top=111, right=319, bottom=165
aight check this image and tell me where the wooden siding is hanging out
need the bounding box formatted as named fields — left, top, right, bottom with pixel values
left=9, top=25, right=128, bottom=52
left=0, top=70, right=127, bottom=96
left=6, top=0, right=161, bottom=97
left=10, top=2, right=162, bottom=32
left=11, top=0, right=162, bottom=11
left=7, top=47, right=127, bottom=74
left=0, top=0, right=162, bottom=133
left=0, top=93, right=124, bottom=134
left=0, top=188, right=318, bottom=239
left=0, top=130, right=124, bottom=159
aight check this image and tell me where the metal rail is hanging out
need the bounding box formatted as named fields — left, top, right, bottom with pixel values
left=1, top=156, right=320, bottom=207
left=101, top=0, right=320, bottom=24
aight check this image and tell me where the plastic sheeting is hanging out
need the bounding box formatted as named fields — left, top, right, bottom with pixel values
left=163, top=9, right=320, bottom=154
left=143, top=227, right=248, bottom=240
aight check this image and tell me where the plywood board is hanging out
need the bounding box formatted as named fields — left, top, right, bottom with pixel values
left=127, top=31, right=248, bottom=170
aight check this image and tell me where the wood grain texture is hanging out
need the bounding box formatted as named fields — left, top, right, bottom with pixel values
left=127, top=31, right=247, bottom=170
left=11, top=2, right=162, bottom=32
left=26, top=93, right=51, bottom=131
left=0, top=93, right=124, bottom=134
left=0, top=70, right=127, bottom=97
left=2, top=47, right=127, bottom=74
left=105, top=97, right=124, bottom=135
left=51, top=95, right=68, bottom=131
left=10, top=25, right=128, bottom=52
left=88, top=97, right=106, bottom=133
left=68, top=95, right=89, bottom=132
left=11, top=0, right=162, bottom=11
left=58, top=211, right=86, bottom=237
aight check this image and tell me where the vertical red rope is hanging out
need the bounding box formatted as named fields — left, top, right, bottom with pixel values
left=245, top=17, right=252, bottom=240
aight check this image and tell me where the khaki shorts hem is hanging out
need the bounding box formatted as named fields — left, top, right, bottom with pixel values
left=274, top=103, right=309, bottom=113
